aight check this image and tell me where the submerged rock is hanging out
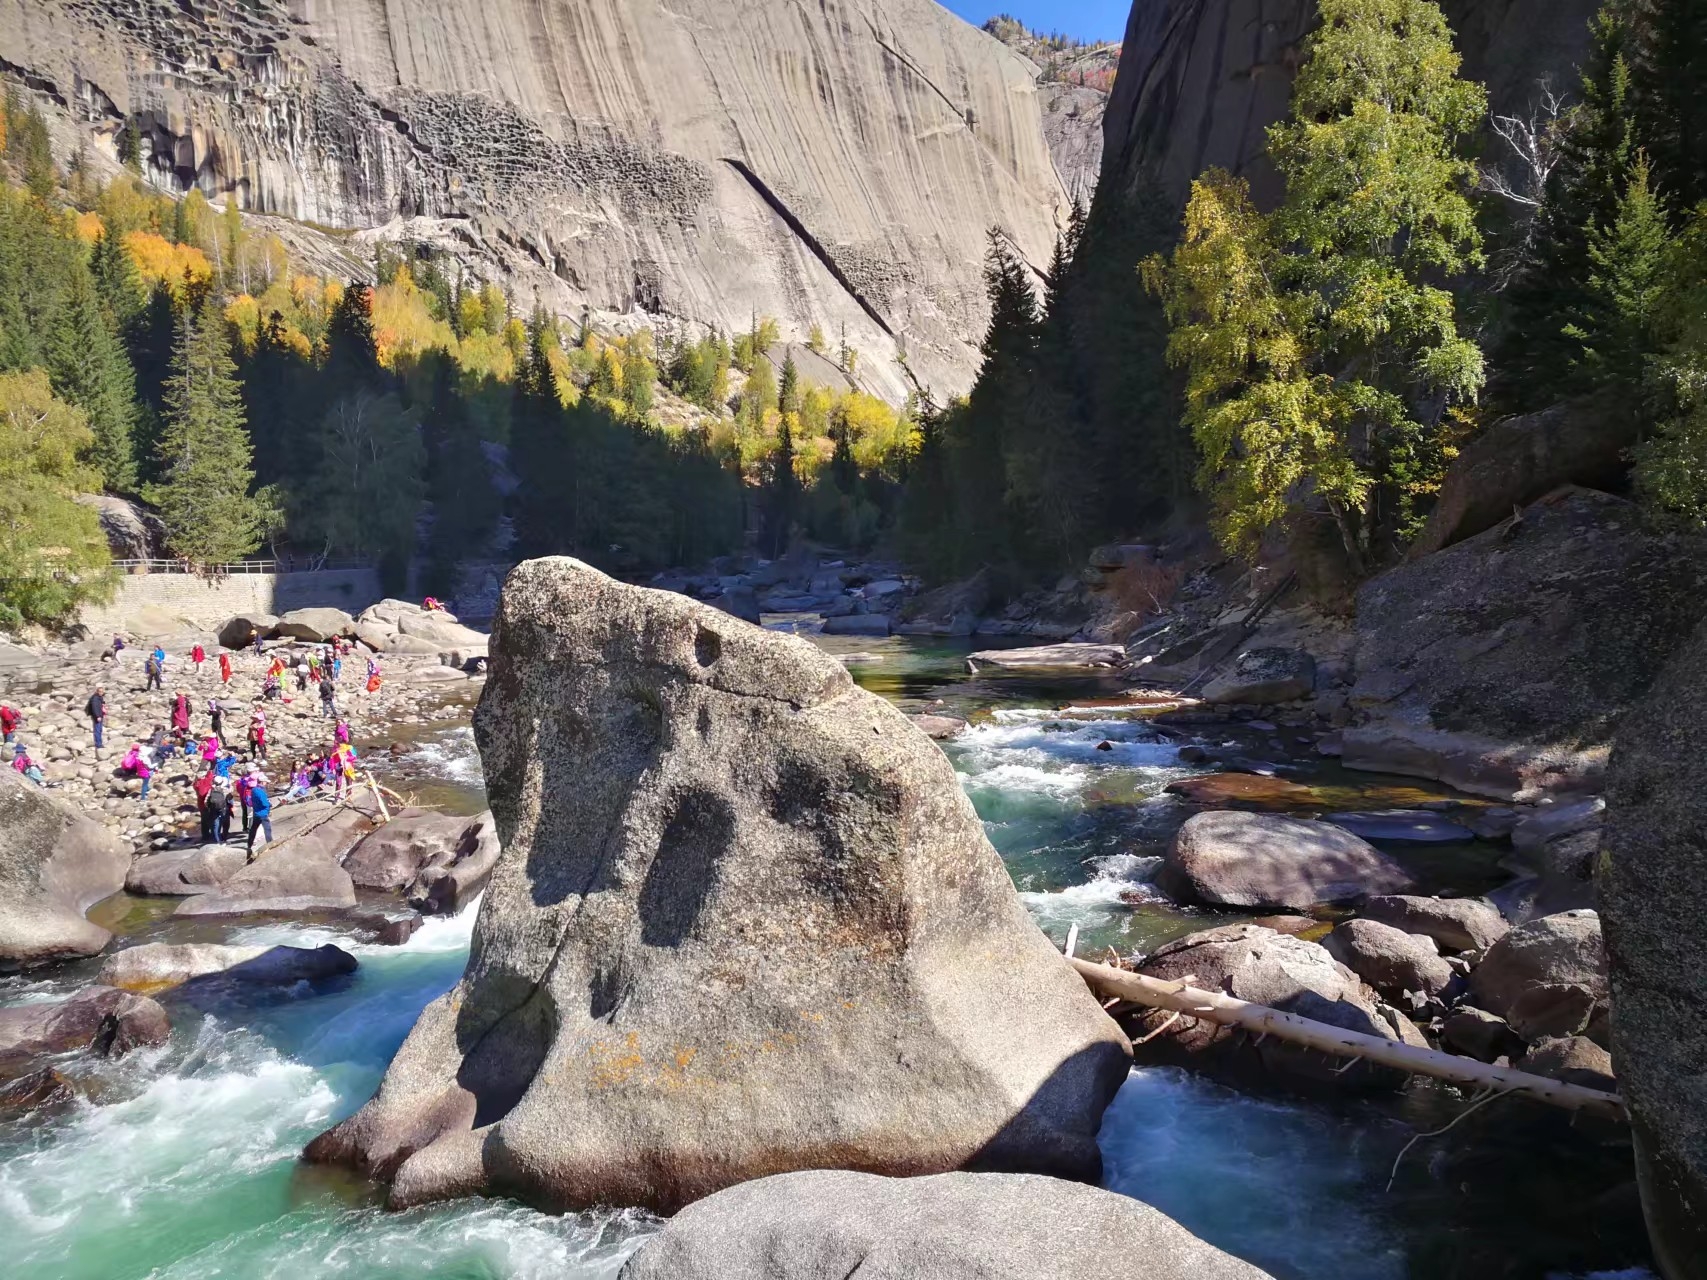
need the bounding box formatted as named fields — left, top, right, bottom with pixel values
left=0, top=986, right=170, bottom=1079
left=618, top=1170, right=1274, bottom=1280
left=1163, top=773, right=1318, bottom=810
left=966, top=642, right=1124, bottom=671
left=1322, top=809, right=1476, bottom=844
left=0, top=770, right=131, bottom=968
left=305, top=557, right=1131, bottom=1213
left=1160, top=811, right=1414, bottom=911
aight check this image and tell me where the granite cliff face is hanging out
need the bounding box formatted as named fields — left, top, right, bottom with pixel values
left=0, top=0, right=1071, bottom=400
left=1099, top=0, right=1599, bottom=212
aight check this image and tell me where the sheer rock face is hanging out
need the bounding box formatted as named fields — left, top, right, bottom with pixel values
left=305, top=557, right=1131, bottom=1214
left=0, top=0, right=1069, bottom=400
left=1099, top=0, right=1598, bottom=215
left=1602, top=614, right=1707, bottom=1275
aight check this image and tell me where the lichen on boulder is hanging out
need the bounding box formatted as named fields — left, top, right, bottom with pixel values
left=305, top=557, right=1131, bottom=1213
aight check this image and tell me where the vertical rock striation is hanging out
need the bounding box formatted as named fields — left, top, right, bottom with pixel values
left=305, top=557, right=1131, bottom=1213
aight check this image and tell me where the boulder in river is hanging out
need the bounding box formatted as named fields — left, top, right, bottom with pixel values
left=966, top=642, right=1124, bottom=671
left=1322, top=918, right=1454, bottom=1004
left=125, top=844, right=247, bottom=896
left=1468, top=909, right=1607, bottom=1044
left=820, top=612, right=891, bottom=636
left=0, top=770, right=131, bottom=968
left=1358, top=894, right=1508, bottom=954
left=1517, top=1035, right=1616, bottom=1093
left=0, top=986, right=170, bottom=1079
left=1160, top=811, right=1414, bottom=911
left=99, top=941, right=357, bottom=994
left=1163, top=773, right=1318, bottom=810
left=345, top=808, right=502, bottom=915
left=908, top=713, right=968, bottom=741
left=618, top=1170, right=1274, bottom=1280
left=1200, top=647, right=1315, bottom=706
left=1131, top=924, right=1425, bottom=1095
left=305, top=556, right=1131, bottom=1213
left=1510, top=797, right=1604, bottom=853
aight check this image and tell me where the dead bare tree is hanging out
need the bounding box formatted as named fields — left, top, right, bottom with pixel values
left=1480, top=80, right=1574, bottom=289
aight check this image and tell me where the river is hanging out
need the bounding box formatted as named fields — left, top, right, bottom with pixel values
left=0, top=634, right=1652, bottom=1279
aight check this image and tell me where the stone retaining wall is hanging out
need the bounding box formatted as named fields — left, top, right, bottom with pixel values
left=81, top=568, right=384, bottom=634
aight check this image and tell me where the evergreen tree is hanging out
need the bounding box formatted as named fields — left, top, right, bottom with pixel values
left=511, top=316, right=577, bottom=555
left=621, top=336, right=656, bottom=417
left=18, top=106, right=54, bottom=201
left=117, top=117, right=142, bottom=174
left=146, top=295, right=274, bottom=562
left=1563, top=150, right=1671, bottom=397
left=778, top=352, right=800, bottom=417
left=421, top=351, right=499, bottom=591
left=765, top=407, right=798, bottom=556
left=169, top=196, right=190, bottom=247
left=49, top=263, right=140, bottom=492
left=90, top=220, right=146, bottom=332
left=1628, top=0, right=1707, bottom=211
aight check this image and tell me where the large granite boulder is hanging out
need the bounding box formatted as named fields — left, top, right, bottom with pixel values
left=0, top=771, right=131, bottom=968
left=1358, top=894, right=1508, bottom=954
left=1160, top=811, right=1413, bottom=911
left=173, top=798, right=373, bottom=918
left=217, top=612, right=276, bottom=650
left=1410, top=398, right=1639, bottom=557
left=1200, top=647, right=1315, bottom=706
left=0, top=986, right=170, bottom=1079
left=618, top=1170, right=1273, bottom=1280
left=1602, top=613, right=1707, bottom=1273
left=1468, top=910, right=1607, bottom=1045
left=305, top=557, right=1130, bottom=1213
left=125, top=844, right=247, bottom=896
left=273, top=607, right=355, bottom=642
left=1347, top=490, right=1707, bottom=799
left=346, top=809, right=502, bottom=913
left=1131, top=924, right=1425, bottom=1094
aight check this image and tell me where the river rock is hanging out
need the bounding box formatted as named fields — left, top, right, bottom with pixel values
left=1322, top=918, right=1454, bottom=1003
left=1132, top=924, right=1425, bottom=1094
left=1469, top=909, right=1607, bottom=1044
left=908, top=713, right=968, bottom=741
left=273, top=607, right=355, bottom=643
left=125, top=844, right=247, bottom=896
left=99, top=941, right=357, bottom=993
left=1201, top=647, right=1315, bottom=706
left=821, top=612, right=891, bottom=636
left=1440, top=1006, right=1526, bottom=1063
left=1358, top=895, right=1508, bottom=954
left=1322, top=809, right=1477, bottom=844
left=711, top=586, right=762, bottom=626
left=618, top=1170, right=1274, bottom=1280
left=1160, top=811, right=1414, bottom=911
left=966, top=642, right=1124, bottom=671
left=170, top=799, right=373, bottom=919
left=305, top=556, right=1131, bottom=1213
left=896, top=569, right=990, bottom=636
left=0, top=986, right=170, bottom=1079
left=216, top=612, right=276, bottom=650
left=1518, top=1035, right=1616, bottom=1093
left=0, top=770, right=131, bottom=968
left=1163, top=773, right=1317, bottom=810
left=396, top=612, right=490, bottom=654
left=1510, top=797, right=1604, bottom=853
left=0, top=1066, right=75, bottom=1112
left=1348, top=490, right=1707, bottom=800
left=344, top=809, right=478, bottom=891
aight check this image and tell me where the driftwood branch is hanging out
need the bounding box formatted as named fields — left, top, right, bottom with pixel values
left=1068, top=957, right=1625, bottom=1120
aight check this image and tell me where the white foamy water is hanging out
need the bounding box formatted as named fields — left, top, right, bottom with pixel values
left=405, top=724, right=486, bottom=787
left=1016, top=853, right=1167, bottom=936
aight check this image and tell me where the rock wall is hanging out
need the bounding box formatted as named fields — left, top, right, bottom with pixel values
left=0, top=0, right=1071, bottom=401
left=1098, top=0, right=1599, bottom=214
left=79, top=567, right=383, bottom=634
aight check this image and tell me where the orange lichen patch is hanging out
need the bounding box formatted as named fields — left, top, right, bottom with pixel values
left=586, top=1032, right=644, bottom=1087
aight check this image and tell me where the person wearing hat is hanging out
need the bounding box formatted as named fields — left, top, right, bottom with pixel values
left=246, top=773, right=272, bottom=860
left=11, top=742, right=44, bottom=786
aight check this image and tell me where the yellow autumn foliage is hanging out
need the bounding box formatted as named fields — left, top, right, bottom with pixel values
left=124, top=231, right=214, bottom=297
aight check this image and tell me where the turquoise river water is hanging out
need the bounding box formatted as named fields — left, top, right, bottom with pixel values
left=0, top=633, right=1653, bottom=1279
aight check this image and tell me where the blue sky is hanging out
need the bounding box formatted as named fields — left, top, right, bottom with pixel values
left=940, top=1, right=1130, bottom=43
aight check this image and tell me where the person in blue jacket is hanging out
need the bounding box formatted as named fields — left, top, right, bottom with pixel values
left=245, top=774, right=273, bottom=861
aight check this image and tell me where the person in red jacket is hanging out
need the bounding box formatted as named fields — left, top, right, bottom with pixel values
left=1, top=703, right=19, bottom=745
left=191, top=643, right=206, bottom=673
left=218, top=651, right=233, bottom=685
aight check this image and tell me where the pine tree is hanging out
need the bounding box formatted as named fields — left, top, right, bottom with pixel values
left=90, top=219, right=145, bottom=331
left=49, top=263, right=140, bottom=492
left=1563, top=150, right=1671, bottom=397
left=117, top=117, right=142, bottom=174
left=19, top=106, right=54, bottom=201
left=778, top=352, right=800, bottom=417
left=765, top=408, right=798, bottom=556
left=170, top=197, right=190, bottom=247
left=146, top=295, right=273, bottom=563
left=1628, top=0, right=1707, bottom=211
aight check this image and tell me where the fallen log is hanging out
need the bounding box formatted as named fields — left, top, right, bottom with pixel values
left=1067, top=956, right=1625, bottom=1119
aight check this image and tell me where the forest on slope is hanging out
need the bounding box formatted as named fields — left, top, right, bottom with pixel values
left=0, top=100, right=921, bottom=630
left=901, top=0, right=1707, bottom=598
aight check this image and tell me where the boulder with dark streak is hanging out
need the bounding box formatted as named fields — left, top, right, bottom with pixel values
left=0, top=986, right=170, bottom=1080
left=305, top=557, right=1131, bottom=1214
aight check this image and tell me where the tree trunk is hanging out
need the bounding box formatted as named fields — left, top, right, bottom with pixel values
left=1068, top=957, right=1624, bottom=1119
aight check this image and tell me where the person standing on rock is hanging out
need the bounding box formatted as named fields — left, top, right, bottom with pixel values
left=135, top=750, right=152, bottom=802
left=171, top=689, right=191, bottom=739
left=143, top=650, right=163, bottom=692
left=334, top=717, right=351, bottom=747
left=219, top=651, right=232, bottom=686
left=245, top=775, right=273, bottom=860
left=103, top=633, right=125, bottom=662
left=191, top=643, right=206, bottom=674
left=208, top=697, right=225, bottom=745
left=3, top=702, right=21, bottom=745
left=208, top=775, right=232, bottom=844
left=84, top=686, right=106, bottom=749
left=319, top=674, right=337, bottom=719
left=233, top=766, right=254, bottom=834
left=194, top=765, right=216, bottom=842
left=248, top=706, right=267, bottom=762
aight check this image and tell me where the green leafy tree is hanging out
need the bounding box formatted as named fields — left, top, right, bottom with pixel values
left=806, top=323, right=827, bottom=356
left=765, top=409, right=798, bottom=556
left=1147, top=0, right=1486, bottom=564
left=0, top=369, right=115, bottom=627
left=146, top=295, right=275, bottom=562
left=15, top=105, right=55, bottom=201
left=49, top=263, right=140, bottom=491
